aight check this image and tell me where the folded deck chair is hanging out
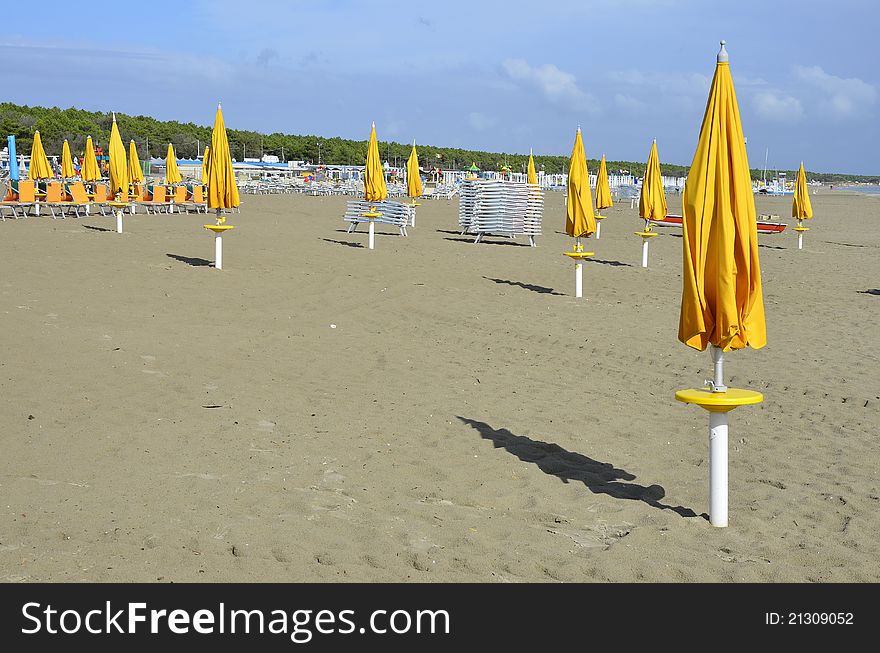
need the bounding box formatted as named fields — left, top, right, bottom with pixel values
left=43, top=182, right=71, bottom=218
left=180, top=184, right=207, bottom=214
left=136, top=185, right=168, bottom=214
left=90, top=183, right=113, bottom=216
left=0, top=180, right=37, bottom=219
left=63, top=182, right=93, bottom=218
left=166, top=185, right=187, bottom=213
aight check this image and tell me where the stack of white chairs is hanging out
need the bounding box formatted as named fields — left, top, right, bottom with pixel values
left=343, top=199, right=415, bottom=236
left=458, top=179, right=542, bottom=246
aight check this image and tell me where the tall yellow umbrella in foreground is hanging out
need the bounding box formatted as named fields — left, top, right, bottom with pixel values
left=362, top=121, right=387, bottom=250
left=204, top=103, right=240, bottom=270
left=792, top=162, right=813, bottom=250
left=635, top=140, right=666, bottom=266
left=28, top=131, right=53, bottom=180
left=675, top=41, right=766, bottom=528
left=61, top=140, right=75, bottom=180
left=563, top=128, right=596, bottom=298
left=128, top=140, right=144, bottom=187
left=527, top=149, right=538, bottom=185
left=107, top=114, right=130, bottom=233
left=165, top=143, right=182, bottom=186
left=594, top=154, right=613, bottom=239
left=81, top=136, right=100, bottom=183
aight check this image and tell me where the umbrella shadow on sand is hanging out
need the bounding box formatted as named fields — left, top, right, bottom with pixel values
left=484, top=277, right=563, bottom=295
left=81, top=224, right=116, bottom=233
left=457, top=416, right=703, bottom=519
left=166, top=253, right=213, bottom=267
left=859, top=289, right=880, bottom=296
left=322, top=238, right=363, bottom=248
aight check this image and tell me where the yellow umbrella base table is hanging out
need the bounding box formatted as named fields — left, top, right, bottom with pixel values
left=635, top=230, right=658, bottom=268
left=107, top=200, right=132, bottom=233
left=793, top=225, right=810, bottom=250
left=676, top=386, right=763, bottom=527
left=362, top=207, right=383, bottom=250
left=563, top=250, right=594, bottom=298
left=204, top=224, right=236, bottom=270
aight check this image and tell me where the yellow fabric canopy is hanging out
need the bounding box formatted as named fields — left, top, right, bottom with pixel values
left=527, top=149, right=538, bottom=185
left=595, top=154, right=613, bottom=210
left=128, top=140, right=144, bottom=184
left=792, top=162, right=813, bottom=220
left=165, top=143, right=182, bottom=185
left=206, top=104, right=240, bottom=210
left=639, top=140, right=666, bottom=222
left=678, top=42, right=766, bottom=353
left=201, top=145, right=211, bottom=186
left=81, top=136, right=100, bottom=182
left=364, top=122, right=387, bottom=203
left=565, top=128, right=595, bottom=238
left=28, top=131, right=53, bottom=180
left=108, top=117, right=128, bottom=199
left=406, top=142, right=422, bottom=199
left=61, top=140, right=75, bottom=179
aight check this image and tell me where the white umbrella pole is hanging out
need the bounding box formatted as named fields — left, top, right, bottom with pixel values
left=596, top=220, right=601, bottom=239
left=641, top=239, right=649, bottom=268
left=116, top=207, right=123, bottom=233
left=797, top=232, right=803, bottom=250
left=708, top=344, right=728, bottom=526
left=368, top=219, right=375, bottom=250
left=709, top=411, right=729, bottom=527
left=215, top=233, right=223, bottom=270
left=575, top=262, right=583, bottom=298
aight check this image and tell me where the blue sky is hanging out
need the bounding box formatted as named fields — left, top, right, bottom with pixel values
left=3, top=0, right=877, bottom=174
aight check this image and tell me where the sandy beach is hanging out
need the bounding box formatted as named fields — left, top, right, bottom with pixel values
left=0, top=187, right=878, bottom=583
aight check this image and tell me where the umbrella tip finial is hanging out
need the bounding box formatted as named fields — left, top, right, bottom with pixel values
left=718, top=40, right=729, bottom=63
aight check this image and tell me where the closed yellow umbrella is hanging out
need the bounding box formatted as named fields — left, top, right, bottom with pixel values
left=364, top=121, right=387, bottom=203
left=201, top=145, right=211, bottom=186
left=28, top=131, right=53, bottom=180
left=81, top=136, right=100, bottom=182
left=594, top=154, right=613, bottom=239
left=406, top=141, right=422, bottom=199
left=204, top=103, right=240, bottom=269
left=565, top=128, right=595, bottom=240
left=61, top=140, right=75, bottom=179
left=792, top=162, right=813, bottom=250
left=678, top=46, right=765, bottom=353
left=675, top=42, right=766, bottom=528
left=595, top=154, right=612, bottom=211
left=128, top=140, right=144, bottom=184
left=108, top=115, right=128, bottom=199
left=527, top=148, right=538, bottom=185
left=563, top=128, right=595, bottom=298
left=638, top=139, right=666, bottom=228
left=165, top=143, right=182, bottom=185
left=206, top=103, right=240, bottom=211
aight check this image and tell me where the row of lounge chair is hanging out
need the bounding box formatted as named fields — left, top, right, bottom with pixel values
left=238, top=178, right=458, bottom=199
left=1, top=180, right=209, bottom=220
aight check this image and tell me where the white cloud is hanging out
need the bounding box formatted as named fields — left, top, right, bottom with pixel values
left=793, top=65, right=877, bottom=120
left=605, top=69, right=709, bottom=96
left=752, top=92, right=804, bottom=123
left=501, top=59, right=598, bottom=113
left=613, top=93, right=646, bottom=113
left=468, top=112, right=495, bottom=131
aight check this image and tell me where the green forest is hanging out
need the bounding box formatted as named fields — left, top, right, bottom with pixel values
left=2, top=102, right=876, bottom=184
